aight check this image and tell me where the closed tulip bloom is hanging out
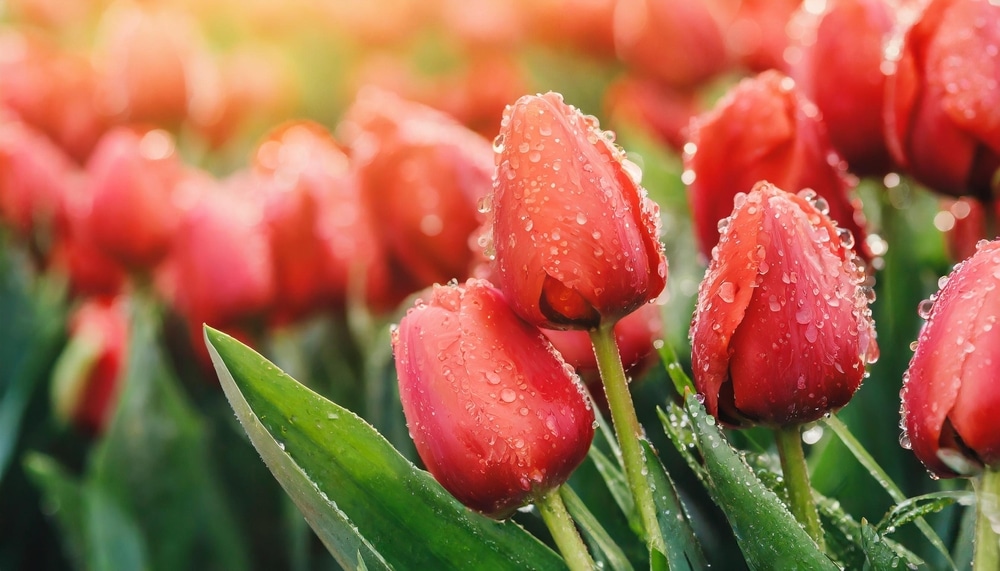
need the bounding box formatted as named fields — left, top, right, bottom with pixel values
left=83, top=128, right=184, bottom=270
left=690, top=181, right=878, bottom=427
left=0, top=119, right=77, bottom=236
left=52, top=296, right=129, bottom=436
left=885, top=0, right=1000, bottom=198
left=490, top=92, right=668, bottom=330
left=392, top=279, right=594, bottom=517
left=341, top=88, right=494, bottom=307
left=902, top=239, right=1000, bottom=477
left=789, top=0, right=899, bottom=177
left=685, top=70, right=870, bottom=261
left=157, top=176, right=274, bottom=328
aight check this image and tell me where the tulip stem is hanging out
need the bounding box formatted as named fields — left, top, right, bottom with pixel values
left=536, top=486, right=595, bottom=571
left=589, top=324, right=667, bottom=559
left=974, top=467, right=1000, bottom=571
left=774, top=425, right=825, bottom=550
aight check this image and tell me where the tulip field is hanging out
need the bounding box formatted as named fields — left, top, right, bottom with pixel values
left=2, top=0, right=1000, bottom=570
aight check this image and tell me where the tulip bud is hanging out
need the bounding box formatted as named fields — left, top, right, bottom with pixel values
left=613, top=0, right=729, bottom=89
left=0, top=119, right=77, bottom=237
left=83, top=128, right=184, bottom=271
left=156, top=175, right=274, bottom=328
left=253, top=121, right=387, bottom=322
left=488, top=92, right=668, bottom=330
left=685, top=70, right=870, bottom=261
left=340, top=88, right=494, bottom=308
left=884, top=0, right=1000, bottom=198
left=52, top=296, right=129, bottom=435
left=392, top=279, right=595, bottom=517
left=901, top=239, right=1000, bottom=477
left=690, top=181, right=878, bottom=428
left=789, top=0, right=899, bottom=177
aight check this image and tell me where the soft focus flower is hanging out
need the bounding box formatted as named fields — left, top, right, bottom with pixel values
left=524, top=0, right=617, bottom=59
left=489, top=92, right=668, bottom=330
left=52, top=296, right=129, bottom=435
left=604, top=75, right=703, bottom=153
left=94, top=3, right=206, bottom=127
left=82, top=128, right=184, bottom=271
left=901, top=239, right=1000, bottom=477
left=0, top=119, right=78, bottom=237
left=690, top=181, right=878, bottom=428
left=0, top=30, right=109, bottom=162
left=884, top=0, right=1000, bottom=198
left=711, top=0, right=801, bottom=73
left=340, top=88, right=494, bottom=308
left=392, top=279, right=594, bottom=517
left=157, top=175, right=274, bottom=328
left=543, top=301, right=663, bottom=387
left=685, top=70, right=870, bottom=261
left=252, top=121, right=387, bottom=322
left=936, top=197, right=998, bottom=262
left=789, top=0, right=899, bottom=177
left=613, top=0, right=729, bottom=89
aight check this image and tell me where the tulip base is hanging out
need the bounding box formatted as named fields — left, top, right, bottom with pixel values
left=774, top=425, right=825, bottom=551
left=589, top=324, right=665, bottom=557
left=974, top=467, right=1000, bottom=571
left=536, top=486, right=595, bottom=571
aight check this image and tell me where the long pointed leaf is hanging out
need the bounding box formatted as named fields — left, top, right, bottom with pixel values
left=205, top=326, right=566, bottom=571
left=672, top=394, right=839, bottom=571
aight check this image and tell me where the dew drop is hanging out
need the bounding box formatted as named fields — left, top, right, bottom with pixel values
left=500, top=388, right=517, bottom=403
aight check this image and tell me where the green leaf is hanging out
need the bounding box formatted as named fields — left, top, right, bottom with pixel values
left=665, top=394, right=839, bottom=571
left=84, top=484, right=149, bottom=571
left=861, top=520, right=926, bottom=570
left=205, top=326, right=566, bottom=571
left=640, top=440, right=707, bottom=571
left=823, top=415, right=956, bottom=569
left=876, top=491, right=974, bottom=536
left=560, top=485, right=634, bottom=571
left=23, top=453, right=87, bottom=567
left=88, top=302, right=249, bottom=571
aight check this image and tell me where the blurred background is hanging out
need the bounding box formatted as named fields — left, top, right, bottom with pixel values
left=0, top=0, right=977, bottom=569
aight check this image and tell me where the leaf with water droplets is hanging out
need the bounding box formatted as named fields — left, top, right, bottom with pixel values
left=666, top=393, right=840, bottom=571
left=205, top=327, right=565, bottom=571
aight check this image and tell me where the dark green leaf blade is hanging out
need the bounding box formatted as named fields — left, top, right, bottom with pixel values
left=560, top=485, right=634, bottom=571
left=640, top=441, right=706, bottom=571
left=678, top=393, right=839, bottom=571
left=205, top=326, right=566, bottom=571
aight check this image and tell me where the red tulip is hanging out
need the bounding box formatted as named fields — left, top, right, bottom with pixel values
left=789, top=0, right=899, bottom=177
left=83, top=127, right=184, bottom=270
left=711, top=0, right=801, bottom=73
left=489, top=92, right=668, bottom=330
left=340, top=88, right=494, bottom=308
left=901, top=239, right=1000, bottom=477
left=52, top=296, right=129, bottom=435
left=613, top=0, right=729, bottom=89
left=685, top=70, right=870, bottom=262
left=690, top=181, right=878, bottom=428
left=392, top=279, right=594, bottom=517
left=95, top=4, right=203, bottom=126
left=253, top=121, right=387, bottom=322
left=157, top=175, right=274, bottom=328
left=0, top=30, right=109, bottom=162
left=0, top=119, right=78, bottom=237
left=885, top=0, right=1000, bottom=198
left=604, top=75, right=703, bottom=153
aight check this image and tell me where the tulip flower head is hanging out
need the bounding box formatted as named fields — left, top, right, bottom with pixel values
left=884, top=0, right=1000, bottom=198
left=690, top=181, right=878, bottom=428
left=901, top=239, right=1000, bottom=478
left=392, top=279, right=595, bottom=517
left=488, top=92, right=668, bottom=330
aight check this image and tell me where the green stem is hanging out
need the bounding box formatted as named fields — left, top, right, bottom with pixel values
left=973, top=467, right=1000, bottom=571
left=536, top=486, right=595, bottom=571
left=589, top=325, right=666, bottom=558
left=774, top=425, right=825, bottom=551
